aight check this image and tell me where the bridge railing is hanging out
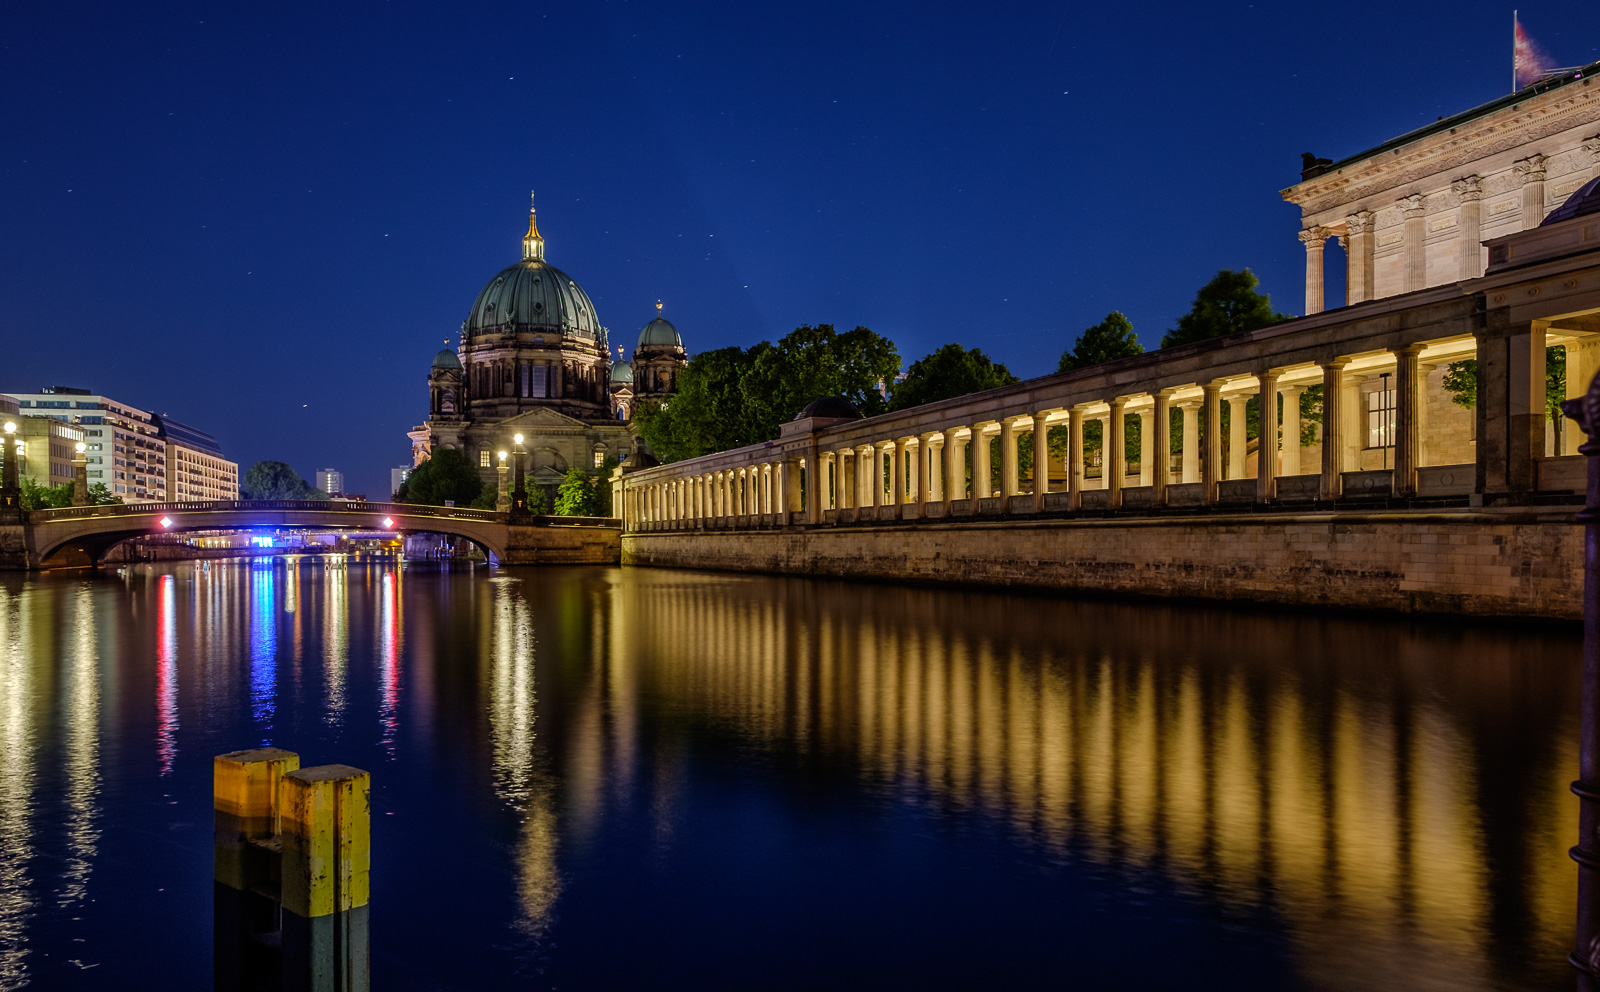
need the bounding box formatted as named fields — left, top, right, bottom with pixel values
left=29, top=500, right=505, bottom=522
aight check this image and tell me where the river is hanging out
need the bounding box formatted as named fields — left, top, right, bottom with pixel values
left=0, top=561, right=1581, bottom=990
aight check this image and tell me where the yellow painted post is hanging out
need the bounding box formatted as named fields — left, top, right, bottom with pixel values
left=281, top=765, right=371, bottom=992
left=214, top=747, right=300, bottom=991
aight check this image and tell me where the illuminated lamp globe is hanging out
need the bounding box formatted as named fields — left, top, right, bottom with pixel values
left=514, top=433, right=524, bottom=445
left=75, top=441, right=86, bottom=453
left=497, top=451, right=508, bottom=462
left=2, top=422, right=13, bottom=434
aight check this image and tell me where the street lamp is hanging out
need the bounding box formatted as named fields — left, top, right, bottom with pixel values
left=71, top=441, right=89, bottom=507
left=0, top=422, right=17, bottom=508
left=496, top=450, right=510, bottom=512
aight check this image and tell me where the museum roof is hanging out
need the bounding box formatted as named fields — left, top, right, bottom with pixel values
left=1305, top=60, right=1600, bottom=180
left=1544, top=176, right=1600, bottom=225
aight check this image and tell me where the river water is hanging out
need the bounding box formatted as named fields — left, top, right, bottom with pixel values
left=0, top=561, right=1582, bottom=990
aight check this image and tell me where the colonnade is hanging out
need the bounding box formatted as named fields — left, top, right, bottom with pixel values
left=623, top=457, right=803, bottom=530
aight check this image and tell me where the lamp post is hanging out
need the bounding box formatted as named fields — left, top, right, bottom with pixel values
left=496, top=450, right=510, bottom=513
left=511, top=433, right=529, bottom=517
left=72, top=441, right=89, bottom=507
left=1564, top=375, right=1600, bottom=990
left=0, top=421, right=19, bottom=515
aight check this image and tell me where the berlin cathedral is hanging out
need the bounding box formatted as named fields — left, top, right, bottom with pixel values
left=407, top=197, right=687, bottom=497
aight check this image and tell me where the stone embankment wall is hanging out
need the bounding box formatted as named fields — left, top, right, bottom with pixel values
left=622, top=510, right=1582, bottom=619
left=502, top=525, right=621, bottom=565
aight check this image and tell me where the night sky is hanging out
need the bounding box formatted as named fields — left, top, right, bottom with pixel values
left=3, top=2, right=1596, bottom=497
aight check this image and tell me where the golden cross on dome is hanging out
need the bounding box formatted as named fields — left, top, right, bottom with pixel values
left=656, top=300, right=663, bottom=312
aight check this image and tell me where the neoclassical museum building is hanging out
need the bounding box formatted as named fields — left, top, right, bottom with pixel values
left=407, top=198, right=687, bottom=498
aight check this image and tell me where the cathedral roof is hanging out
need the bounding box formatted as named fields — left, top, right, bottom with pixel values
left=464, top=199, right=602, bottom=340
left=610, top=360, right=634, bottom=384
left=637, top=315, right=683, bottom=352
left=431, top=349, right=462, bottom=370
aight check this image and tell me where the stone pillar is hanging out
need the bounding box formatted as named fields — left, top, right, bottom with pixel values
left=1068, top=406, right=1086, bottom=511
left=1516, top=154, right=1547, bottom=228
left=892, top=438, right=908, bottom=510
left=1202, top=382, right=1223, bottom=504
left=1032, top=412, right=1050, bottom=511
left=1475, top=321, right=1547, bottom=496
left=1568, top=341, right=1600, bottom=455
left=842, top=449, right=857, bottom=509
left=945, top=430, right=965, bottom=502
left=1226, top=395, right=1247, bottom=480
left=1152, top=389, right=1174, bottom=505
left=72, top=445, right=88, bottom=506
left=1094, top=415, right=1110, bottom=489
left=1000, top=418, right=1019, bottom=497
left=1255, top=370, right=1280, bottom=501
left=1179, top=401, right=1199, bottom=484
left=1137, top=408, right=1153, bottom=487
left=1394, top=345, right=1425, bottom=496
left=1401, top=194, right=1426, bottom=293
left=833, top=449, right=849, bottom=510
left=1454, top=176, right=1483, bottom=280
left=1345, top=211, right=1375, bottom=304
left=1280, top=385, right=1306, bottom=477
left=929, top=435, right=945, bottom=502
left=861, top=445, right=878, bottom=507
left=1301, top=227, right=1329, bottom=315
left=1105, top=399, right=1125, bottom=508
left=786, top=458, right=804, bottom=515
left=919, top=434, right=937, bottom=504
left=972, top=423, right=992, bottom=499
left=496, top=462, right=510, bottom=512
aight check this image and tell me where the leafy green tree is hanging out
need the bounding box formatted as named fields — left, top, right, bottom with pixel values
left=1443, top=348, right=1567, bottom=423
left=86, top=482, right=121, bottom=505
left=637, top=325, right=901, bottom=464
left=393, top=447, right=483, bottom=507
left=554, top=459, right=616, bottom=517
left=888, top=343, right=1018, bottom=411
left=241, top=461, right=326, bottom=500
left=1161, top=269, right=1289, bottom=348
left=1059, top=312, right=1144, bottom=373
left=20, top=478, right=73, bottom=509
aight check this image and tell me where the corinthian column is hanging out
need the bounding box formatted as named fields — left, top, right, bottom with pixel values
left=1401, top=194, right=1427, bottom=293
left=1453, top=176, right=1484, bottom=280
left=1300, top=227, right=1329, bottom=315
left=1516, top=153, right=1548, bottom=228
left=1345, top=211, right=1375, bottom=304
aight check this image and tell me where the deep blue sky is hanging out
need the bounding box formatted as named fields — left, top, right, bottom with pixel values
left=3, top=2, right=1596, bottom=496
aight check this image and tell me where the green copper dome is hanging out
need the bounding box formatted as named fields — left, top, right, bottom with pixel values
left=637, top=315, right=683, bottom=352
left=466, top=259, right=602, bottom=340
left=432, top=348, right=462, bottom=370
left=610, top=360, right=634, bottom=385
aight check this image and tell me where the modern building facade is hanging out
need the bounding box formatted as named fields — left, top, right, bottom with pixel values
left=5, top=386, right=237, bottom=502
left=409, top=197, right=688, bottom=502
left=315, top=468, right=345, bottom=496
left=18, top=416, right=84, bottom=489
left=1284, top=60, right=1600, bottom=314
left=391, top=465, right=410, bottom=499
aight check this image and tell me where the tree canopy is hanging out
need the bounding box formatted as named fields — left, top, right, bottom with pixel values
left=887, top=343, right=1018, bottom=411
left=1161, top=269, right=1289, bottom=348
left=554, top=458, right=616, bottom=517
left=393, top=447, right=483, bottom=507
left=1059, top=311, right=1144, bottom=373
left=240, top=461, right=326, bottom=500
left=636, top=324, right=900, bottom=464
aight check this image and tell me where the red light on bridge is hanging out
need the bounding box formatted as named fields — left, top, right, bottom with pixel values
left=159, top=517, right=172, bottom=529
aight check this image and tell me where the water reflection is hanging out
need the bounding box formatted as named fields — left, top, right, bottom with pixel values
left=322, top=567, right=348, bottom=726
left=377, top=571, right=401, bottom=755
left=155, top=574, right=178, bottom=775
left=0, top=585, right=35, bottom=988
left=249, top=568, right=276, bottom=734
left=58, top=584, right=100, bottom=908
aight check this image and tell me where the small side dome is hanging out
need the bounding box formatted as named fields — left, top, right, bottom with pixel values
left=432, top=349, right=462, bottom=370
left=637, top=316, right=683, bottom=351
left=794, top=396, right=863, bottom=421
left=610, top=360, right=634, bottom=385
left=1543, top=176, right=1600, bottom=225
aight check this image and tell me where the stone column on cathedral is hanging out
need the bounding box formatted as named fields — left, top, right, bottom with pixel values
left=1300, top=227, right=1329, bottom=315
left=1401, top=194, right=1426, bottom=292
left=1345, top=211, right=1375, bottom=304
left=1516, top=154, right=1547, bottom=227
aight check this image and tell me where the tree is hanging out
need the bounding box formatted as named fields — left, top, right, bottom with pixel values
left=1059, top=312, right=1144, bottom=373
left=554, top=458, right=616, bottom=517
left=637, top=325, right=901, bottom=464
left=241, top=461, right=326, bottom=500
left=1443, top=348, right=1566, bottom=423
left=394, top=447, right=484, bottom=507
left=1161, top=269, right=1289, bottom=348
left=888, top=343, right=1018, bottom=411
left=86, top=482, right=121, bottom=505
left=20, top=478, right=73, bottom=510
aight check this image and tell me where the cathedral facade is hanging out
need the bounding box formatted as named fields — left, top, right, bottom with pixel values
left=407, top=199, right=686, bottom=500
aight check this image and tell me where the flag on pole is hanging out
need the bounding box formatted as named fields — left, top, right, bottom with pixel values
left=1514, top=12, right=1551, bottom=90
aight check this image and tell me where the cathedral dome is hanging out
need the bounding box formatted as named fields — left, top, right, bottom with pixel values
left=465, top=259, right=602, bottom=340
left=610, top=360, right=634, bottom=384
left=432, top=349, right=462, bottom=370
left=637, top=315, right=683, bottom=352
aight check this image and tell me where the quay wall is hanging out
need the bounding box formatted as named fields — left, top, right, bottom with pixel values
left=621, top=510, right=1583, bottom=619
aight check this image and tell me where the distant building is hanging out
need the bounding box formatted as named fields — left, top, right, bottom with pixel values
left=391, top=465, right=410, bottom=498
left=5, top=386, right=237, bottom=502
left=156, top=415, right=239, bottom=501
left=315, top=468, right=345, bottom=496
left=18, top=416, right=83, bottom=489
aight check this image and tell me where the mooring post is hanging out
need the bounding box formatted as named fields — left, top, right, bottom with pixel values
left=215, top=747, right=301, bottom=992
left=281, top=764, right=371, bottom=992
left=1564, top=379, right=1600, bottom=990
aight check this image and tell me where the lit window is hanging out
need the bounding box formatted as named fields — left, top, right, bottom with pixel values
left=593, top=450, right=604, bottom=468
left=479, top=449, right=491, bottom=468
left=1367, top=387, right=1395, bottom=449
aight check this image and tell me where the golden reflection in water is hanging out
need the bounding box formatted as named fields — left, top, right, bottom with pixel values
left=155, top=574, right=178, bottom=775
left=608, top=575, right=1579, bottom=992
left=485, top=577, right=561, bottom=935
left=322, top=567, right=348, bottom=726
left=0, top=585, right=35, bottom=988
left=57, top=583, right=100, bottom=909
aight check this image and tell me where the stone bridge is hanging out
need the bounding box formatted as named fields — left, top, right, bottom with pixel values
left=0, top=500, right=621, bottom=569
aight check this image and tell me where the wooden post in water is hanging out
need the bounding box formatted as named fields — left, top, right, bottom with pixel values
left=281, top=765, right=371, bottom=992
left=1564, top=379, right=1600, bottom=991
left=215, top=747, right=300, bottom=991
